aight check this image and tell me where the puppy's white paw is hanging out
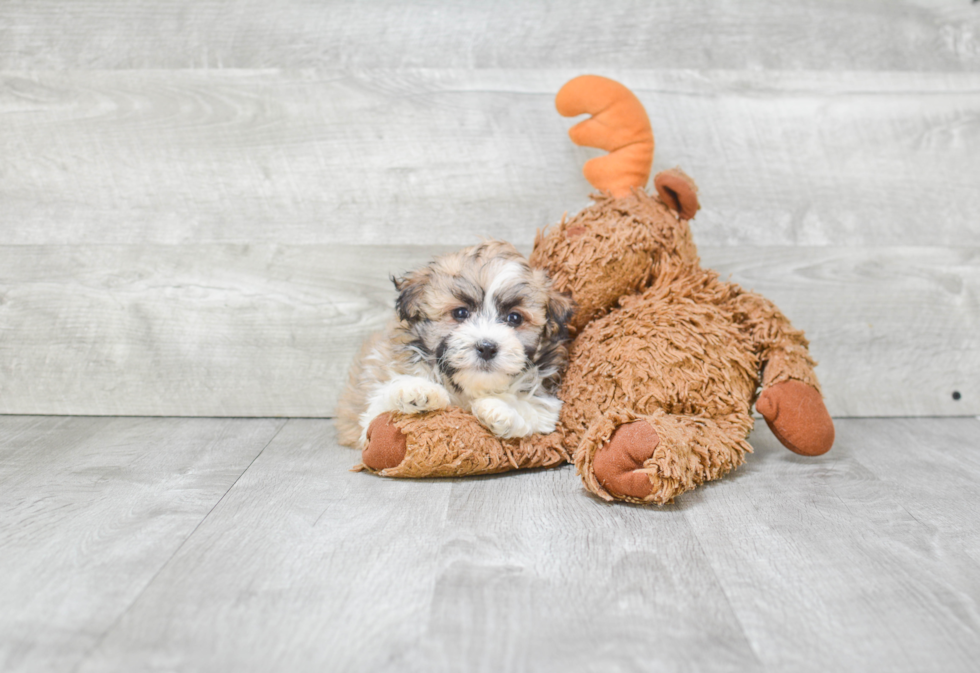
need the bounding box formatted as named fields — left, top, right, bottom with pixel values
left=471, top=397, right=532, bottom=439
left=389, top=379, right=450, bottom=414
left=530, top=404, right=560, bottom=435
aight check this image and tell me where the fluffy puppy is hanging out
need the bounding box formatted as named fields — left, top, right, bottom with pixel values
left=336, top=240, right=574, bottom=450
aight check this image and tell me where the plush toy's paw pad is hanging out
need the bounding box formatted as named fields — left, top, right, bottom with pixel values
left=362, top=413, right=408, bottom=471
left=470, top=397, right=531, bottom=439
left=390, top=379, right=450, bottom=414
left=593, top=420, right=660, bottom=499
left=757, top=380, right=835, bottom=456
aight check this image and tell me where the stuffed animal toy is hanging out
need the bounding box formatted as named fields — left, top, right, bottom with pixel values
left=344, top=75, right=834, bottom=504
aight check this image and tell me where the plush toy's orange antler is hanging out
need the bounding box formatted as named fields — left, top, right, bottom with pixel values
left=556, top=75, right=654, bottom=198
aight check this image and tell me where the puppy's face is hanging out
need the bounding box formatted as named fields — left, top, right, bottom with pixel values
left=394, top=240, right=573, bottom=397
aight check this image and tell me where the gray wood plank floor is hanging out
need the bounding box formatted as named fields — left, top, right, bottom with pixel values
left=2, top=415, right=978, bottom=673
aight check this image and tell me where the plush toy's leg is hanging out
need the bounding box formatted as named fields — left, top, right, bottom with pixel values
left=353, top=407, right=570, bottom=478
left=575, top=408, right=753, bottom=505
left=731, top=291, right=834, bottom=456
left=731, top=291, right=820, bottom=388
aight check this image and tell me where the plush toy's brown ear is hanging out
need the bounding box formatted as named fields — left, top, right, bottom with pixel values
left=654, top=168, right=700, bottom=220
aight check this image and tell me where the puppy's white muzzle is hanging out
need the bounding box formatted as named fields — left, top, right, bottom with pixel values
left=445, top=317, right=526, bottom=395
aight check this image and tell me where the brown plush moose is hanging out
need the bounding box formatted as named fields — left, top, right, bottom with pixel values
left=345, top=75, right=834, bottom=504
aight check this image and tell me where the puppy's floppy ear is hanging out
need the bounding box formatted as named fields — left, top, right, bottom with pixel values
left=536, top=288, right=575, bottom=393
left=392, top=270, right=428, bottom=323
left=544, top=289, right=575, bottom=341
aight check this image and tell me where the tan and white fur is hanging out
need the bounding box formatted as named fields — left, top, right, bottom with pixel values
left=336, top=240, right=574, bottom=449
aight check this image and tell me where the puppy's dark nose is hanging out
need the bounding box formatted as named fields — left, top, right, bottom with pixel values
left=475, top=341, right=498, bottom=361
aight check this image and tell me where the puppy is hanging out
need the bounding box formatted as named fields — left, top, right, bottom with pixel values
left=336, top=240, right=574, bottom=450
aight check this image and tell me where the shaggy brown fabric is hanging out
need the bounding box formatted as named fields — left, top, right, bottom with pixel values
left=528, top=189, right=697, bottom=331
left=730, top=292, right=822, bottom=392
left=356, top=188, right=832, bottom=503
left=350, top=75, right=833, bottom=504
left=354, top=406, right=570, bottom=478
left=574, top=407, right=752, bottom=504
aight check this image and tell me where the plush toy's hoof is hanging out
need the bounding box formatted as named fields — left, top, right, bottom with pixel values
left=757, top=380, right=835, bottom=456
left=593, top=420, right=659, bottom=499
left=362, top=413, right=407, bottom=471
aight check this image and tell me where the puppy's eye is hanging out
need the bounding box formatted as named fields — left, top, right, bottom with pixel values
left=451, top=307, right=470, bottom=321
left=506, top=312, right=524, bottom=327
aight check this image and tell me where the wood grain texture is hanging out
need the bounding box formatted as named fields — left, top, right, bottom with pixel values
left=707, top=245, right=980, bottom=418
left=1, top=244, right=976, bottom=417
left=680, top=418, right=980, bottom=673
left=0, top=244, right=432, bottom=417
left=75, top=418, right=760, bottom=673
left=2, top=69, right=979, bottom=247
left=3, top=5, right=978, bottom=419
left=1, top=0, right=979, bottom=71
left=841, top=417, right=980, bottom=561
left=18, top=416, right=967, bottom=673
left=0, top=415, right=285, bottom=673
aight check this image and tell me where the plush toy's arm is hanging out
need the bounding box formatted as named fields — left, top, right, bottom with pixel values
left=354, top=408, right=570, bottom=478
left=733, top=291, right=821, bottom=390
left=731, top=291, right=835, bottom=456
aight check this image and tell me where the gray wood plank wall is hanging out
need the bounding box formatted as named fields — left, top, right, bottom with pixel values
left=1, top=2, right=978, bottom=417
